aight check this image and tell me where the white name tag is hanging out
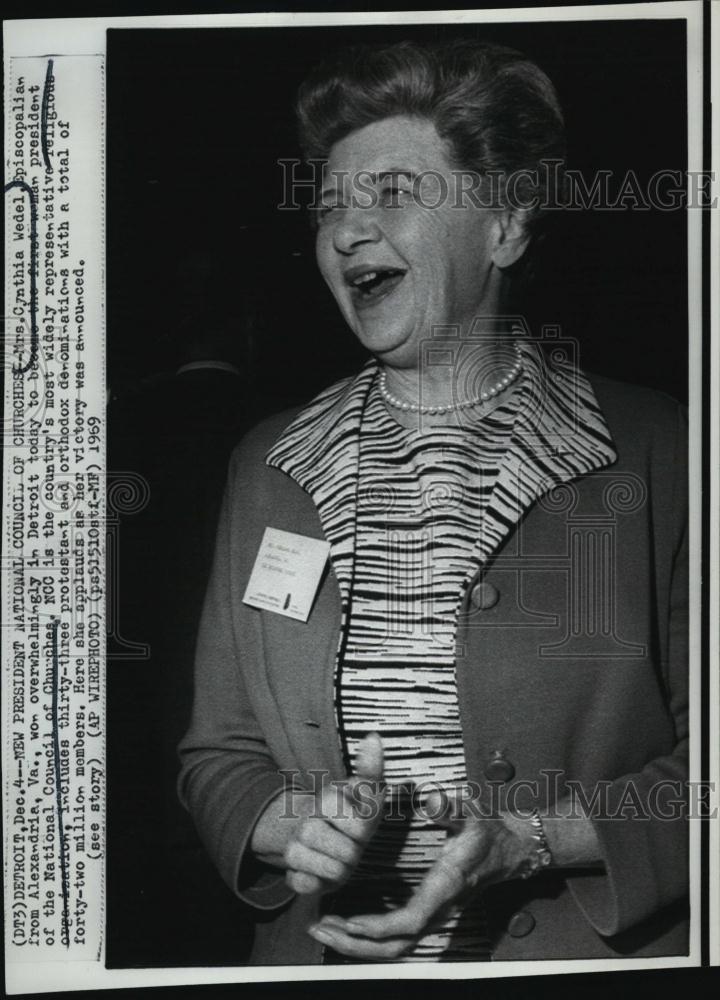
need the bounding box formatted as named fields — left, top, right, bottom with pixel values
left=243, top=527, right=331, bottom=622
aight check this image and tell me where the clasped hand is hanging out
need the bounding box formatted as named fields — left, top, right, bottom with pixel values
left=284, top=732, right=387, bottom=895
left=283, top=732, right=536, bottom=960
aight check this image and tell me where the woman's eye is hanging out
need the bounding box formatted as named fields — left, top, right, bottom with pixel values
left=316, top=201, right=344, bottom=224
left=381, top=183, right=411, bottom=207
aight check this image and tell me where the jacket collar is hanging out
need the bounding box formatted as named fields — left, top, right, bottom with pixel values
left=487, top=341, right=619, bottom=554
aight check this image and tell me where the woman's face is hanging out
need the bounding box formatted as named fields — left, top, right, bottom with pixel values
left=315, top=115, right=514, bottom=370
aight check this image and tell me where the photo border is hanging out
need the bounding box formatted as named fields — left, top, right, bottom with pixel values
left=2, top=2, right=714, bottom=993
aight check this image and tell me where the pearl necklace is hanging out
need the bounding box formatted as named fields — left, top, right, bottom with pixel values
left=378, top=341, right=523, bottom=415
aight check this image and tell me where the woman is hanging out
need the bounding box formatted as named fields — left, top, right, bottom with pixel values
left=178, top=39, right=688, bottom=964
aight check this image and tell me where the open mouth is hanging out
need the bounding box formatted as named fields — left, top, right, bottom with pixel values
left=345, top=266, right=406, bottom=308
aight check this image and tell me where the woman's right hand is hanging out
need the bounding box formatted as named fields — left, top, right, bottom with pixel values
left=250, top=732, right=386, bottom=895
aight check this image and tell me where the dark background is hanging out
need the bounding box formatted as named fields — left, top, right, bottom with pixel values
left=105, top=18, right=689, bottom=969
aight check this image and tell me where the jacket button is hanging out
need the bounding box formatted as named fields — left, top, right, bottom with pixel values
left=507, top=910, right=536, bottom=938
left=484, top=751, right=515, bottom=782
left=470, top=581, right=499, bottom=610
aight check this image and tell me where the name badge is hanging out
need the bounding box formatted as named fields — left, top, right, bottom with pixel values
left=243, top=527, right=331, bottom=622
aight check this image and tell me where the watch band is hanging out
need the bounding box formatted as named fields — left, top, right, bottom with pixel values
left=518, top=807, right=553, bottom=879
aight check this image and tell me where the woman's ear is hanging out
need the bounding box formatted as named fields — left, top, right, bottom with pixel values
left=491, top=210, right=532, bottom=269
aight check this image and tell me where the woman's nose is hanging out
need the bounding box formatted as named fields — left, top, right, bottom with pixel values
left=332, top=205, right=382, bottom=254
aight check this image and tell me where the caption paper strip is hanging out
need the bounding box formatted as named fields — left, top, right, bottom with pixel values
left=3, top=54, right=105, bottom=966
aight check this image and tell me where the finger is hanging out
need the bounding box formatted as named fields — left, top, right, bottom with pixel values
left=342, top=732, right=386, bottom=823
left=311, top=913, right=351, bottom=929
left=312, top=913, right=370, bottom=937
left=286, top=870, right=322, bottom=895
left=442, top=821, right=490, bottom=881
left=422, top=788, right=466, bottom=831
left=314, top=734, right=386, bottom=841
left=331, top=906, right=424, bottom=940
left=423, top=788, right=451, bottom=827
left=315, top=913, right=382, bottom=936
left=340, top=852, right=472, bottom=940
left=295, top=818, right=362, bottom=867
left=319, top=784, right=383, bottom=842
left=354, top=731, right=384, bottom=782
left=284, top=840, right=351, bottom=886
left=308, top=922, right=414, bottom=960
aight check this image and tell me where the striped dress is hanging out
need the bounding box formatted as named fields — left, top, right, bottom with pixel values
left=264, top=340, right=618, bottom=962
left=329, top=381, right=515, bottom=961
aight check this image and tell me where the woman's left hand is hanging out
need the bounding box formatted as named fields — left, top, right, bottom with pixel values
left=307, top=791, right=537, bottom=960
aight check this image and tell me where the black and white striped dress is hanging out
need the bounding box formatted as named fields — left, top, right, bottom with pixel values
left=330, top=381, right=515, bottom=961
left=265, top=342, right=618, bottom=962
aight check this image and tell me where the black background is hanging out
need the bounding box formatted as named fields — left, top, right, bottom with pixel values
left=105, top=16, right=690, bottom=971
left=107, top=19, right=690, bottom=404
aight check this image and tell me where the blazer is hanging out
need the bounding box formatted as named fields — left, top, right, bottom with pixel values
left=178, top=351, right=689, bottom=966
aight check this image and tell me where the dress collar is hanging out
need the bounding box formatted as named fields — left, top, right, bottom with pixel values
left=266, top=340, right=617, bottom=601
left=265, top=341, right=617, bottom=500
left=265, top=359, right=377, bottom=495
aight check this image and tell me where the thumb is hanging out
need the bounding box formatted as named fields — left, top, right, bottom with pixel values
left=423, top=787, right=465, bottom=832
left=344, top=733, right=385, bottom=829
left=354, top=731, right=384, bottom=783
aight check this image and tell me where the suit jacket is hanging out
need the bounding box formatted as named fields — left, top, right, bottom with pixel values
left=178, top=351, right=689, bottom=966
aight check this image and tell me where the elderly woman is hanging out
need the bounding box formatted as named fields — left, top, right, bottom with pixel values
left=178, top=39, right=688, bottom=964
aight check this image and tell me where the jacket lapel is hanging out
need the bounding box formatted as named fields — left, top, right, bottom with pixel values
left=265, top=360, right=377, bottom=610
left=475, top=339, right=617, bottom=564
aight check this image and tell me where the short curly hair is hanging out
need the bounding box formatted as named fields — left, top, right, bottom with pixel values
left=296, top=38, right=566, bottom=231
